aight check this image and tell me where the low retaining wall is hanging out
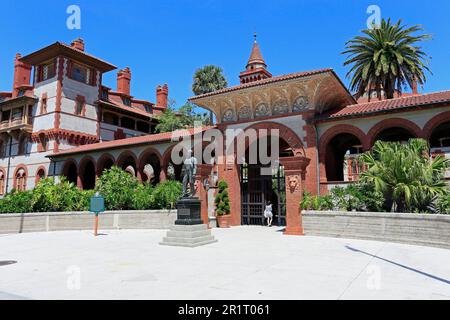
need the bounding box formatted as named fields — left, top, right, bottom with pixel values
left=0, top=210, right=177, bottom=235
left=1, top=210, right=449, bottom=249
left=303, top=211, right=450, bottom=249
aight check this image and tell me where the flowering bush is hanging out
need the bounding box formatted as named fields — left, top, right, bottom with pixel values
left=0, top=167, right=182, bottom=214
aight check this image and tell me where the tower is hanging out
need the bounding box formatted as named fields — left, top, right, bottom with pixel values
left=239, top=33, right=272, bottom=84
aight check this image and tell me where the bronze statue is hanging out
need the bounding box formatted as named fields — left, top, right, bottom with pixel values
left=182, top=149, right=198, bottom=198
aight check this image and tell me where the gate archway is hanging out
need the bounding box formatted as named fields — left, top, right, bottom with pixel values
left=236, top=122, right=305, bottom=227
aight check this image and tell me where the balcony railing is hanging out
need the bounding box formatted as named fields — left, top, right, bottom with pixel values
left=0, top=118, right=32, bottom=132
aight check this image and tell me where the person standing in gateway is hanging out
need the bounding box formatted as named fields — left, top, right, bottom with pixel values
left=264, top=201, right=273, bottom=227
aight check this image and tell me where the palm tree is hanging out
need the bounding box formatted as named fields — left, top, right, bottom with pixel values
left=359, top=139, right=449, bottom=213
left=192, top=65, right=228, bottom=124
left=343, top=19, right=431, bottom=100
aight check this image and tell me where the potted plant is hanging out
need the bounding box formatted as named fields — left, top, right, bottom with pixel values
left=215, top=180, right=231, bottom=228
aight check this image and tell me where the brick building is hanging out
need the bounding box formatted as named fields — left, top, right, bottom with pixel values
left=0, top=38, right=449, bottom=232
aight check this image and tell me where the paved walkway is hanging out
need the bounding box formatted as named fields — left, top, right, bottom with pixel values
left=0, top=227, right=449, bottom=300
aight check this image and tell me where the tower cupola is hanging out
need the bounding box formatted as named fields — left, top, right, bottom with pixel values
left=239, top=34, right=272, bottom=84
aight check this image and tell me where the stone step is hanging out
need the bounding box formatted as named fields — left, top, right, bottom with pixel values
left=160, top=239, right=218, bottom=248
left=170, top=224, right=208, bottom=232
left=166, top=230, right=211, bottom=238
left=162, top=235, right=216, bottom=245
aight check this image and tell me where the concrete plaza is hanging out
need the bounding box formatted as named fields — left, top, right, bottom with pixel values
left=0, top=227, right=449, bottom=300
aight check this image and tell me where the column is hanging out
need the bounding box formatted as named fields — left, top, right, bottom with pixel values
left=195, top=164, right=213, bottom=226
left=159, top=165, right=167, bottom=182
left=280, top=156, right=311, bottom=236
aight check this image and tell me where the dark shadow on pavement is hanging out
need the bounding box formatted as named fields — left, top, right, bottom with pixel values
left=0, top=260, right=17, bottom=267
left=346, top=245, right=450, bottom=285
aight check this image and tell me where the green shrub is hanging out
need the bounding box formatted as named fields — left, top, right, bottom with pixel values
left=330, top=184, right=384, bottom=212
left=95, top=166, right=139, bottom=210
left=430, top=193, right=450, bottom=214
left=151, top=180, right=182, bottom=209
left=131, top=184, right=154, bottom=210
left=75, top=190, right=96, bottom=212
left=439, top=194, right=450, bottom=214
left=215, top=180, right=230, bottom=216
left=0, top=190, right=34, bottom=214
left=301, top=183, right=384, bottom=213
left=300, top=192, right=333, bottom=211
left=32, top=178, right=86, bottom=212
left=360, top=139, right=449, bottom=212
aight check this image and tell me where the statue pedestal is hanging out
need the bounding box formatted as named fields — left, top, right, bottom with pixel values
left=160, top=197, right=217, bottom=248
left=174, top=197, right=203, bottom=225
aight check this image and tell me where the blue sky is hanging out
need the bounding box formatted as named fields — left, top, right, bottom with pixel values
left=1, top=0, right=449, bottom=109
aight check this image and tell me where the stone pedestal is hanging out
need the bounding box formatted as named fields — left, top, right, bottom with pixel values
left=175, top=197, right=203, bottom=225
left=160, top=224, right=217, bottom=248
left=160, top=197, right=217, bottom=247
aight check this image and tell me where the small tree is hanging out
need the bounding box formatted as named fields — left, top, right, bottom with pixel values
left=95, top=166, right=139, bottom=210
left=192, top=65, right=228, bottom=124
left=215, top=180, right=230, bottom=216
left=360, top=139, right=449, bottom=212
left=155, top=101, right=210, bottom=133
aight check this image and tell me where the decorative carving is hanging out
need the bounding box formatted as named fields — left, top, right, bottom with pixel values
left=272, top=100, right=289, bottom=115
left=292, top=96, right=309, bottom=112
left=223, top=109, right=234, bottom=122
left=287, top=175, right=301, bottom=193
left=238, top=106, right=251, bottom=120
left=255, top=103, right=270, bottom=117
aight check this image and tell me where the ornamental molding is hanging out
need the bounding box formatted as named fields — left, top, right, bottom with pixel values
left=193, top=72, right=354, bottom=124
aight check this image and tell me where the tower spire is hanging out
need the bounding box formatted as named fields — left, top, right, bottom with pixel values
left=239, top=34, right=272, bottom=84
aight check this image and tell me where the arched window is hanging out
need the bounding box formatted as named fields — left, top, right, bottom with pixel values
left=39, top=133, right=48, bottom=152
left=35, top=168, right=46, bottom=185
left=40, top=94, right=48, bottom=114
left=18, top=135, right=28, bottom=156
left=15, top=168, right=27, bottom=192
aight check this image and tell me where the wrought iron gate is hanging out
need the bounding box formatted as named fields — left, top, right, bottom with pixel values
left=240, top=164, right=286, bottom=226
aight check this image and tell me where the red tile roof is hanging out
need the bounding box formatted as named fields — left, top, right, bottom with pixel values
left=321, top=90, right=450, bottom=120
left=247, top=41, right=266, bottom=66
left=98, top=99, right=156, bottom=119
left=20, top=42, right=116, bottom=73
left=189, top=69, right=335, bottom=100
left=49, top=126, right=215, bottom=157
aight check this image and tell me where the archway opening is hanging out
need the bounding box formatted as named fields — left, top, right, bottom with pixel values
left=36, top=168, right=46, bottom=184
left=325, top=133, right=363, bottom=182
left=140, top=152, right=161, bottom=186
left=81, top=160, right=96, bottom=190
left=97, top=157, right=114, bottom=176
left=430, top=121, right=450, bottom=149
left=64, top=162, right=78, bottom=185
left=241, top=135, right=292, bottom=226
left=118, top=154, right=137, bottom=177
left=374, top=127, right=416, bottom=144
left=165, top=148, right=184, bottom=182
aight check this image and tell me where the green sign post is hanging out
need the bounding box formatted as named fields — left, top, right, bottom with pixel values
left=90, top=193, right=105, bottom=236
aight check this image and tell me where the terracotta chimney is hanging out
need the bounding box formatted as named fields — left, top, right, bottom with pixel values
left=117, top=67, right=131, bottom=96
left=156, top=84, right=169, bottom=109
left=13, top=53, right=32, bottom=98
left=71, top=38, right=85, bottom=51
